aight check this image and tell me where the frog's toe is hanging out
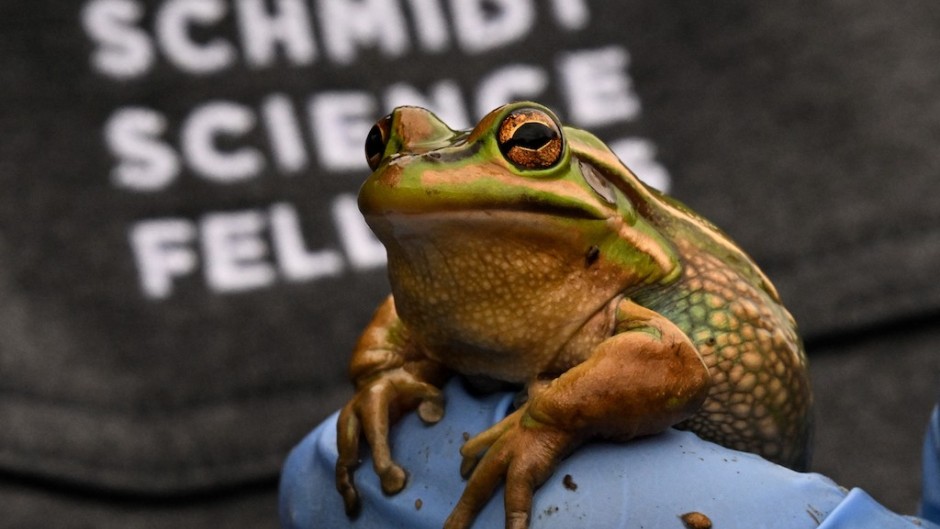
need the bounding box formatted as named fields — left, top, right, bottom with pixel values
left=458, top=409, right=520, bottom=477
left=444, top=453, right=508, bottom=529
left=336, top=467, right=361, bottom=516
left=416, top=385, right=445, bottom=424
left=335, top=403, right=364, bottom=515
left=447, top=438, right=552, bottom=529
left=378, top=461, right=408, bottom=494
left=508, top=444, right=573, bottom=528
left=459, top=450, right=480, bottom=479
left=447, top=412, right=576, bottom=529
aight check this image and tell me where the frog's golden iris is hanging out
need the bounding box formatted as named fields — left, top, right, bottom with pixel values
left=495, top=107, right=563, bottom=169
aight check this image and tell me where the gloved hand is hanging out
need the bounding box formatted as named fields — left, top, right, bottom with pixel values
left=280, top=380, right=936, bottom=529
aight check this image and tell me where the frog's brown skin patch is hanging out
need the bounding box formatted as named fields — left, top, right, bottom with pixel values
left=680, top=511, right=713, bottom=529
left=393, top=106, right=444, bottom=148
left=415, top=498, right=423, bottom=510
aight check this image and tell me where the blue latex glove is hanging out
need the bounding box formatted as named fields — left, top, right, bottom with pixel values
left=922, top=405, right=940, bottom=524
left=280, top=380, right=936, bottom=529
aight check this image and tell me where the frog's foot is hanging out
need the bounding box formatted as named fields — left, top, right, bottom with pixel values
left=444, top=405, right=578, bottom=529
left=335, top=368, right=445, bottom=515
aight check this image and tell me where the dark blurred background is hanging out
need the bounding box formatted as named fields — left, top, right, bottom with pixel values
left=1, top=1, right=938, bottom=526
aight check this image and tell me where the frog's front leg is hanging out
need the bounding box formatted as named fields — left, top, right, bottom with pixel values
left=335, top=296, right=450, bottom=515
left=444, top=299, right=711, bottom=529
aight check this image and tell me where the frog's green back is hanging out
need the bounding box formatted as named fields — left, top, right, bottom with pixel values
left=565, top=128, right=781, bottom=304
left=567, top=127, right=812, bottom=471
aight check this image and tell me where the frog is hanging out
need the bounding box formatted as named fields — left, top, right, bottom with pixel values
left=335, top=102, right=812, bottom=529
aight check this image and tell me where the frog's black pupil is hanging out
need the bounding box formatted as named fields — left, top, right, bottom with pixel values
left=507, top=122, right=556, bottom=150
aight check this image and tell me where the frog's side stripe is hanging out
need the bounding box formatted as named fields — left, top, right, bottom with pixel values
left=566, top=130, right=782, bottom=304
left=412, top=160, right=680, bottom=286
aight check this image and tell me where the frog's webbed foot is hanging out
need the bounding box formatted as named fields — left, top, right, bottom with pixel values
left=335, top=368, right=445, bottom=515
left=445, top=299, right=711, bottom=528
left=444, top=404, right=578, bottom=529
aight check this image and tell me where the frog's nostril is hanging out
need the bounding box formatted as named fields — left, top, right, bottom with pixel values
left=366, top=114, right=393, bottom=171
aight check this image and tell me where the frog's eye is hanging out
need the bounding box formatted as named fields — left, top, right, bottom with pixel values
left=365, top=114, right=393, bottom=171
left=497, top=108, right=563, bottom=170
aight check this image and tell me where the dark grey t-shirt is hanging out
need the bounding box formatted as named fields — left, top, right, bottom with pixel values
left=1, top=0, right=938, bottom=526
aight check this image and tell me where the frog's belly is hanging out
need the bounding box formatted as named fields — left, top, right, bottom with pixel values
left=381, top=211, right=629, bottom=383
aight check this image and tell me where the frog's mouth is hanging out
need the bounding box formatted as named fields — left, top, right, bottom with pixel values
left=380, top=206, right=606, bottom=225
left=359, top=173, right=613, bottom=224
left=415, top=199, right=607, bottom=220
left=361, top=205, right=621, bottom=252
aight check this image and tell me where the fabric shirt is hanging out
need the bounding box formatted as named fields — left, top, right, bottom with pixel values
left=1, top=1, right=938, bottom=527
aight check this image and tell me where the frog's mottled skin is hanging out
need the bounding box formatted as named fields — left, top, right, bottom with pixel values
left=335, top=102, right=812, bottom=529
